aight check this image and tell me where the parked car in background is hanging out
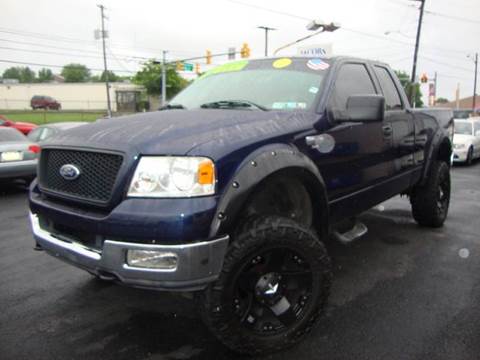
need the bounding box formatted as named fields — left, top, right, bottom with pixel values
left=27, top=122, right=88, bottom=143
left=30, top=95, right=61, bottom=110
left=0, top=115, right=37, bottom=135
left=453, top=109, right=477, bottom=119
left=453, top=117, right=480, bottom=164
left=0, top=127, right=39, bottom=183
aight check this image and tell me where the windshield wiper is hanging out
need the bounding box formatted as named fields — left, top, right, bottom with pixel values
left=200, top=100, right=268, bottom=111
left=159, top=103, right=186, bottom=110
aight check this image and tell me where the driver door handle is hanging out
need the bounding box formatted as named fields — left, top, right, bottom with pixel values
left=382, top=124, right=393, bottom=137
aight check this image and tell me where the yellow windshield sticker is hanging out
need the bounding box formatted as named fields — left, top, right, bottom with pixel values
left=200, top=60, right=249, bottom=78
left=273, top=58, right=292, bottom=69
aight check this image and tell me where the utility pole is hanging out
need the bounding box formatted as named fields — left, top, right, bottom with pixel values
left=257, top=26, right=276, bottom=57
left=161, top=50, right=167, bottom=106
left=97, top=4, right=112, bottom=117
left=410, top=0, right=426, bottom=107
left=473, top=52, right=478, bottom=112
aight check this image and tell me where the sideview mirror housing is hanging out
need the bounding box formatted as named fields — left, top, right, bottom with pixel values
left=346, top=95, right=385, bottom=122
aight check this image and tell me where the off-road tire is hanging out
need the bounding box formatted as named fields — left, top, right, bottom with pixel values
left=198, top=216, right=332, bottom=355
left=411, top=160, right=450, bottom=227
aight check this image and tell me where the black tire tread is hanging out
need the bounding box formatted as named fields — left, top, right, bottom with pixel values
left=198, top=215, right=332, bottom=355
left=411, top=160, right=450, bottom=227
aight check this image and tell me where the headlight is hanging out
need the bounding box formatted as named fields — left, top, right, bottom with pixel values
left=454, top=143, right=466, bottom=150
left=128, top=156, right=215, bottom=197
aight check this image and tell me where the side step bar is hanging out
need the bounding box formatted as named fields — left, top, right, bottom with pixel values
left=333, top=220, right=368, bottom=244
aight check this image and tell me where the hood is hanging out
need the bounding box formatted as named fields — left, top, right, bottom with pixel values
left=453, top=133, right=474, bottom=145
left=44, top=110, right=317, bottom=159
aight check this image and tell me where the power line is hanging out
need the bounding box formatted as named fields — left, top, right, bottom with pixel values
left=226, top=0, right=473, bottom=55
left=0, top=59, right=135, bottom=73
left=0, top=27, right=199, bottom=60
left=385, top=0, right=480, bottom=25
left=424, top=10, right=480, bottom=25
left=226, top=0, right=309, bottom=21
left=0, top=38, right=151, bottom=61
left=421, top=56, right=472, bottom=73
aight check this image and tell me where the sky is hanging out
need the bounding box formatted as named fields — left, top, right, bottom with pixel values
left=2, top=0, right=479, bottom=101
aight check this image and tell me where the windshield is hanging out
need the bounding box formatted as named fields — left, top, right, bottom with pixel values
left=0, top=128, right=27, bottom=142
left=455, top=121, right=473, bottom=135
left=171, top=59, right=328, bottom=111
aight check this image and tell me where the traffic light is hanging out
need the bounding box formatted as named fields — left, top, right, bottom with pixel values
left=206, top=50, right=212, bottom=65
left=195, top=63, right=200, bottom=74
left=420, top=73, right=428, bottom=83
left=240, top=43, right=251, bottom=58
left=176, top=62, right=184, bottom=71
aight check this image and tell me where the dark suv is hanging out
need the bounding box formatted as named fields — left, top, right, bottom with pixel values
left=30, top=95, right=61, bottom=110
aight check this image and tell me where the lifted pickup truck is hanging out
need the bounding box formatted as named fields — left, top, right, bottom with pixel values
left=29, top=56, right=453, bottom=354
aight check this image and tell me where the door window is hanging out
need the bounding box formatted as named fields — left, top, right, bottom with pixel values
left=374, top=66, right=403, bottom=110
left=329, top=63, right=376, bottom=113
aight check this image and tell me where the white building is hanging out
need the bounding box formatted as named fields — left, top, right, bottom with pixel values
left=0, top=82, right=144, bottom=111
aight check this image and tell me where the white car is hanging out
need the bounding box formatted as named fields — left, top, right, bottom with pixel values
left=453, top=117, right=480, bottom=164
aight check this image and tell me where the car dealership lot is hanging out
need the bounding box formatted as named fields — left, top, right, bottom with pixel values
left=1, top=163, right=480, bottom=360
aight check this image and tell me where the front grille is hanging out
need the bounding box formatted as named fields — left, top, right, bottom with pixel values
left=39, top=149, right=123, bottom=205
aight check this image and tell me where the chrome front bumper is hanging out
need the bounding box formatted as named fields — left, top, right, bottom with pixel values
left=30, top=213, right=229, bottom=291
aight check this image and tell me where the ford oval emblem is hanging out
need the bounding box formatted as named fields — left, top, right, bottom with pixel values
left=59, top=164, right=81, bottom=181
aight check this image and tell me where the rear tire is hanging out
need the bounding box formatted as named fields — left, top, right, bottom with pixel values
left=410, top=161, right=450, bottom=227
left=198, top=216, right=332, bottom=355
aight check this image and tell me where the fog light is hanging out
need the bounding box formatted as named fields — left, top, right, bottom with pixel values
left=127, top=250, right=178, bottom=270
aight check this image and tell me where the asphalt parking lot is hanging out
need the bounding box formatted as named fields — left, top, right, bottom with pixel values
left=1, top=162, right=480, bottom=360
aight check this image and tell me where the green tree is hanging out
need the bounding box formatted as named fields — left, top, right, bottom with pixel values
left=37, top=68, right=53, bottom=82
left=61, top=63, right=91, bottom=82
left=133, top=60, right=189, bottom=98
left=435, top=97, right=449, bottom=104
left=100, top=70, right=119, bottom=82
left=394, top=70, right=423, bottom=108
left=2, top=66, right=36, bottom=83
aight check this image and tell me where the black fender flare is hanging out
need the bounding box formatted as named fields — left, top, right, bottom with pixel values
left=209, top=143, right=329, bottom=239
left=421, top=131, right=452, bottom=185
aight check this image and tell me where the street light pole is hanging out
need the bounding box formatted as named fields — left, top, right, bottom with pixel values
left=473, top=52, right=478, bottom=112
left=410, top=0, right=426, bottom=107
left=97, top=4, right=112, bottom=117
left=273, top=20, right=340, bottom=56
left=257, top=26, right=276, bottom=57
left=161, top=50, right=167, bottom=106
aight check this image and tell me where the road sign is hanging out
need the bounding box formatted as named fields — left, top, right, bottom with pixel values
left=297, top=44, right=332, bottom=57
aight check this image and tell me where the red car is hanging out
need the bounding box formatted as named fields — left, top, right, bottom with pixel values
left=0, top=115, right=37, bottom=135
left=30, top=95, right=61, bottom=110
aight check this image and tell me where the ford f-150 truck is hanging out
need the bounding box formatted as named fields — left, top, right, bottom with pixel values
left=29, top=56, right=454, bottom=354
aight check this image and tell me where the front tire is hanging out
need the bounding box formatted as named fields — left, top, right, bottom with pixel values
left=198, top=216, right=332, bottom=355
left=410, top=161, right=450, bottom=227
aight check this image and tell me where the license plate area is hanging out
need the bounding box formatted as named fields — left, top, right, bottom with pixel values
left=1, top=151, right=23, bottom=162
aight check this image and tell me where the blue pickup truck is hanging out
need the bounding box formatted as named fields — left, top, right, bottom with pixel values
left=29, top=56, right=453, bottom=354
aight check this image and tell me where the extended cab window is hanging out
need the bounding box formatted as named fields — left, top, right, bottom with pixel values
left=329, top=63, right=376, bottom=112
left=374, top=66, right=403, bottom=110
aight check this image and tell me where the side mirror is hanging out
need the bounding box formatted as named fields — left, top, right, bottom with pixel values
left=345, top=95, right=385, bottom=122
left=4, top=120, right=13, bottom=126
